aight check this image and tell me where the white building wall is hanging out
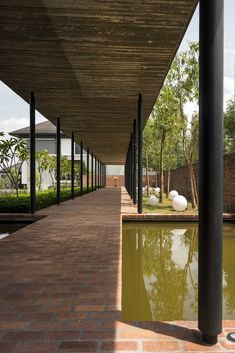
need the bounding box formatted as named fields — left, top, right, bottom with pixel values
left=21, top=137, right=88, bottom=190
left=61, top=139, right=71, bottom=155
left=106, top=165, right=124, bottom=176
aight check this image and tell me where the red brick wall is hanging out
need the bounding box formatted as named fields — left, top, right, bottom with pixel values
left=168, top=153, right=235, bottom=212
left=106, top=175, right=157, bottom=188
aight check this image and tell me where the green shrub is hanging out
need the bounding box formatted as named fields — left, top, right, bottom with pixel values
left=0, top=186, right=93, bottom=213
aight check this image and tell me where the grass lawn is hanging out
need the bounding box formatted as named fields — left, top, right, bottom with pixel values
left=143, top=193, right=198, bottom=214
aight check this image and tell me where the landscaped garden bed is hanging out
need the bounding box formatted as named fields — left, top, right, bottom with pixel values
left=0, top=187, right=93, bottom=213
left=143, top=193, right=198, bottom=214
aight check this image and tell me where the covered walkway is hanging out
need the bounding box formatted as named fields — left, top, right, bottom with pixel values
left=0, top=188, right=234, bottom=352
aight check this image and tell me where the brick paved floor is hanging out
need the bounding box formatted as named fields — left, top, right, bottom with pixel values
left=0, top=187, right=234, bottom=352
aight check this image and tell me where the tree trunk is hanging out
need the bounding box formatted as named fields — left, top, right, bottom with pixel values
left=146, top=152, right=150, bottom=196
left=191, top=166, right=199, bottom=205
left=181, top=117, right=198, bottom=209
left=188, top=163, right=197, bottom=209
left=159, top=130, right=166, bottom=203
left=166, top=170, right=170, bottom=198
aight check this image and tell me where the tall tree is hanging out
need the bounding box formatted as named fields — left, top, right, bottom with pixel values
left=36, top=150, right=50, bottom=191
left=151, top=84, right=181, bottom=203
left=168, top=42, right=199, bottom=208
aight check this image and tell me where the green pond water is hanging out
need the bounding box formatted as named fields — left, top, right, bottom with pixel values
left=122, top=222, right=235, bottom=321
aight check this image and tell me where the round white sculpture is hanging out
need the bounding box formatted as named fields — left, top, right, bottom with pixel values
left=172, top=195, right=187, bottom=212
left=169, top=190, right=179, bottom=200
left=155, top=187, right=160, bottom=194
left=148, top=195, right=159, bottom=206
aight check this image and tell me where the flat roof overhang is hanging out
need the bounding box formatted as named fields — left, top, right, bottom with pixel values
left=0, top=0, right=197, bottom=164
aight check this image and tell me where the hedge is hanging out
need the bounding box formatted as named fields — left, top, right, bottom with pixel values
left=0, top=186, right=94, bottom=213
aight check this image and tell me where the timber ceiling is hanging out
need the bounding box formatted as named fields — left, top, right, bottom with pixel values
left=0, top=0, right=197, bottom=164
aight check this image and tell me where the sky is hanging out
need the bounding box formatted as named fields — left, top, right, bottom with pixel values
left=0, top=1, right=235, bottom=136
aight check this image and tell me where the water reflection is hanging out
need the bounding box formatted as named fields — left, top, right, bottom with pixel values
left=122, top=222, right=235, bottom=321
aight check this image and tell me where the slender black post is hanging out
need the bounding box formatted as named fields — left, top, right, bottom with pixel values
left=95, top=156, right=97, bottom=189
left=80, top=141, right=83, bottom=196
left=127, top=145, right=130, bottom=196
left=100, top=163, right=102, bottom=188
left=56, top=118, right=61, bottom=204
left=133, top=119, right=137, bottom=205
left=137, top=94, right=143, bottom=214
left=99, top=160, right=101, bottom=188
left=199, top=0, right=224, bottom=345
left=130, top=134, right=133, bottom=199
left=30, top=92, right=36, bottom=214
left=87, top=148, right=89, bottom=193
left=100, top=162, right=102, bottom=188
left=91, top=152, right=94, bottom=191
left=98, top=159, right=100, bottom=188
left=104, top=164, right=107, bottom=188
left=101, top=163, right=103, bottom=188
left=71, top=132, right=74, bottom=199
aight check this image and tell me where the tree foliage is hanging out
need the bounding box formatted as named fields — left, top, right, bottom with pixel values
left=224, top=98, right=235, bottom=154
left=143, top=41, right=200, bottom=208
left=0, top=133, right=28, bottom=197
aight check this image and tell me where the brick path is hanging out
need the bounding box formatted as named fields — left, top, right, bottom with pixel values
left=0, top=187, right=234, bottom=352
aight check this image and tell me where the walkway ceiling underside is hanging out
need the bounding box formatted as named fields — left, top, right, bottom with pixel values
left=0, top=0, right=197, bottom=164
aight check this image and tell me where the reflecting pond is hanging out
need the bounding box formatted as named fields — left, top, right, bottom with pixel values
left=0, top=223, right=30, bottom=240
left=122, top=222, right=235, bottom=321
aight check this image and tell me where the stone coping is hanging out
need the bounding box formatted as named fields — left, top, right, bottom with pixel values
left=123, top=213, right=235, bottom=222
left=0, top=212, right=234, bottom=223
left=0, top=213, right=46, bottom=222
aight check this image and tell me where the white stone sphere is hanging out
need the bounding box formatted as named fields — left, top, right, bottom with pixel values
left=155, top=187, right=160, bottom=193
left=172, top=195, right=187, bottom=212
left=148, top=195, right=159, bottom=206
left=169, top=190, right=179, bottom=200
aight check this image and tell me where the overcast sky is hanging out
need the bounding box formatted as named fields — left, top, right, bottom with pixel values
left=0, top=1, right=235, bottom=136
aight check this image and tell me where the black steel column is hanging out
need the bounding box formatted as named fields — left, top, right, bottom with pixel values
left=71, top=132, right=74, bottom=199
left=99, top=160, right=101, bottom=188
left=56, top=118, right=61, bottom=204
left=137, top=94, right=143, bottom=214
left=101, top=163, right=103, bottom=188
left=95, top=156, right=97, bottom=189
left=104, top=165, right=106, bottom=187
left=130, top=134, right=133, bottom=199
left=98, top=159, right=100, bottom=188
left=199, top=0, right=224, bottom=345
left=80, top=141, right=83, bottom=196
left=125, top=157, right=127, bottom=191
left=133, top=119, right=137, bottom=205
left=87, top=148, right=89, bottom=193
left=91, top=152, right=94, bottom=191
left=30, top=92, right=36, bottom=214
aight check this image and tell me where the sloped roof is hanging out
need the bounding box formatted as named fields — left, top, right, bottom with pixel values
left=10, top=121, right=66, bottom=138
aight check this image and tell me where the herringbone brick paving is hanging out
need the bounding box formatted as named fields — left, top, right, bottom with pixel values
left=0, top=187, right=234, bottom=352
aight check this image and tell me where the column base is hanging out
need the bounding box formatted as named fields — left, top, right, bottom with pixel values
left=202, top=333, right=218, bottom=345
